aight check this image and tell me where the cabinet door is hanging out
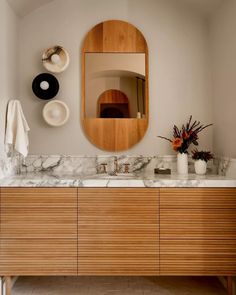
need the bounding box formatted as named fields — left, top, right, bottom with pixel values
left=0, top=188, right=77, bottom=276
left=160, top=188, right=236, bottom=275
left=78, top=188, right=159, bottom=275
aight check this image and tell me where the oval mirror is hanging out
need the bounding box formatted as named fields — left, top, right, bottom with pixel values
left=81, top=20, right=149, bottom=152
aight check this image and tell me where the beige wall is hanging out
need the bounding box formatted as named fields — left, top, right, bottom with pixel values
left=210, top=0, right=236, bottom=158
left=17, top=0, right=213, bottom=155
left=0, top=0, right=19, bottom=156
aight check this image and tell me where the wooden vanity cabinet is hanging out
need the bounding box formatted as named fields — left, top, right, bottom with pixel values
left=0, top=188, right=78, bottom=276
left=1, top=186, right=236, bottom=279
left=160, top=188, right=236, bottom=275
left=77, top=188, right=159, bottom=275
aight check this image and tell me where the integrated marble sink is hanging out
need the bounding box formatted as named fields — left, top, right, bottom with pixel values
left=51, top=173, right=137, bottom=180
left=95, top=173, right=136, bottom=179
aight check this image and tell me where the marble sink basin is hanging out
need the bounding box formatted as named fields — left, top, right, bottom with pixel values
left=95, top=173, right=136, bottom=179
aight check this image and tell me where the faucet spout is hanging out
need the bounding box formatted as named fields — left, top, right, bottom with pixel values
left=114, top=157, right=119, bottom=174
left=110, top=156, right=120, bottom=175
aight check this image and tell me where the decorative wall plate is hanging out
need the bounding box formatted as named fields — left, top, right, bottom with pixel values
left=42, top=100, right=70, bottom=127
left=32, top=73, right=59, bottom=100
left=42, top=46, right=70, bottom=73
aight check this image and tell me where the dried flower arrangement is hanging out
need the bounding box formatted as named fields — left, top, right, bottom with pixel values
left=158, top=116, right=212, bottom=154
left=191, top=149, right=214, bottom=162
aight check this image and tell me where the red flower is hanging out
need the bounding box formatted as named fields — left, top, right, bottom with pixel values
left=182, top=131, right=190, bottom=139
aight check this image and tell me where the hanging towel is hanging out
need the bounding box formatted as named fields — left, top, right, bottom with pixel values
left=5, top=100, right=30, bottom=157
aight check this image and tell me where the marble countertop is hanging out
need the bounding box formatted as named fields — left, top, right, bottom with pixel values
left=0, top=172, right=236, bottom=187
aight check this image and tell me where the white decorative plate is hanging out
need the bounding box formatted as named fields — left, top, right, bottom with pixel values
left=42, top=46, right=70, bottom=73
left=43, top=100, right=70, bottom=127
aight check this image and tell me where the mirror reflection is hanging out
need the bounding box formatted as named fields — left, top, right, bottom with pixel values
left=85, top=53, right=146, bottom=119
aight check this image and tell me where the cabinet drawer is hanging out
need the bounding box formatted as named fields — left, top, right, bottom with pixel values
left=0, top=188, right=78, bottom=276
left=160, top=208, right=236, bottom=239
left=160, top=188, right=236, bottom=276
left=0, top=239, right=77, bottom=276
left=160, top=188, right=236, bottom=209
left=1, top=188, right=77, bottom=238
left=78, top=188, right=159, bottom=275
left=160, top=239, right=236, bottom=275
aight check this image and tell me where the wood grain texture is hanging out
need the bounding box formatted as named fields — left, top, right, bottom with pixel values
left=1, top=187, right=235, bottom=277
left=98, top=89, right=129, bottom=105
left=82, top=118, right=147, bottom=152
left=1, top=188, right=77, bottom=238
left=81, top=20, right=149, bottom=151
left=0, top=239, right=77, bottom=276
left=160, top=188, right=236, bottom=276
left=82, top=20, right=147, bottom=53
left=160, top=240, right=236, bottom=275
left=0, top=188, right=77, bottom=276
left=160, top=209, right=236, bottom=239
left=227, top=277, right=233, bottom=295
left=160, top=188, right=236, bottom=209
left=97, top=89, right=130, bottom=118
left=77, top=188, right=159, bottom=275
left=4, top=276, right=11, bottom=295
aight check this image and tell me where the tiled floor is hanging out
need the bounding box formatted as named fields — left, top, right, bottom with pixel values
left=12, top=276, right=227, bottom=295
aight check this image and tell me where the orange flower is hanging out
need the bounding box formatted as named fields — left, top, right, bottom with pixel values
left=172, top=137, right=183, bottom=151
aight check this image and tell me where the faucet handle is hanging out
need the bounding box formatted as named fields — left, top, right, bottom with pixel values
left=123, top=163, right=130, bottom=174
left=100, top=163, right=107, bottom=174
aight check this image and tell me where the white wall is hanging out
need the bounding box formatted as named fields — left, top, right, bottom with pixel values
left=18, top=0, right=213, bottom=155
left=210, top=0, right=236, bottom=158
left=0, top=0, right=19, bottom=156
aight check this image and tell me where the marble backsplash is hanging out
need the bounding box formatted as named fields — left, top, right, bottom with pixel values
left=217, top=157, right=236, bottom=178
left=0, top=156, right=19, bottom=179
left=18, top=154, right=218, bottom=176
left=1, top=154, right=235, bottom=178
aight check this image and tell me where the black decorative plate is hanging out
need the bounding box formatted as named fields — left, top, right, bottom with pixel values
left=32, top=73, right=59, bottom=100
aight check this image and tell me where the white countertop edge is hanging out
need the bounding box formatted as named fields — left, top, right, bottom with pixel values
left=0, top=173, right=236, bottom=188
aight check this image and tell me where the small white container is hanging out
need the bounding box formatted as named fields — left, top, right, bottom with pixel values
left=194, top=159, right=207, bottom=175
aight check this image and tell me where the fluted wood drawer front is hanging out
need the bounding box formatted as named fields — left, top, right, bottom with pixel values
left=160, top=188, right=236, bottom=275
left=161, top=209, right=236, bottom=239
left=0, top=188, right=78, bottom=275
left=160, top=240, right=236, bottom=275
left=0, top=239, right=77, bottom=276
left=160, top=188, right=236, bottom=209
left=78, top=188, right=159, bottom=275
left=1, top=188, right=77, bottom=238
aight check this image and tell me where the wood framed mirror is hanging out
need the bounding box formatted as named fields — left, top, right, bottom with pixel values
left=81, top=20, right=149, bottom=152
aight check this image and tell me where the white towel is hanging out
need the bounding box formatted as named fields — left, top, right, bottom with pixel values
left=5, top=100, right=30, bottom=157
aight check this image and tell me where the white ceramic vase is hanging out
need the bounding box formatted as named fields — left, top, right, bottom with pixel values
left=194, top=159, right=207, bottom=175
left=177, top=152, right=188, bottom=175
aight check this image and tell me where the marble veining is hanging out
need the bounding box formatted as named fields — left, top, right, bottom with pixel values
left=20, top=155, right=154, bottom=175
left=0, top=154, right=235, bottom=187
left=19, top=154, right=218, bottom=175
left=1, top=171, right=235, bottom=187
left=0, top=155, right=18, bottom=179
